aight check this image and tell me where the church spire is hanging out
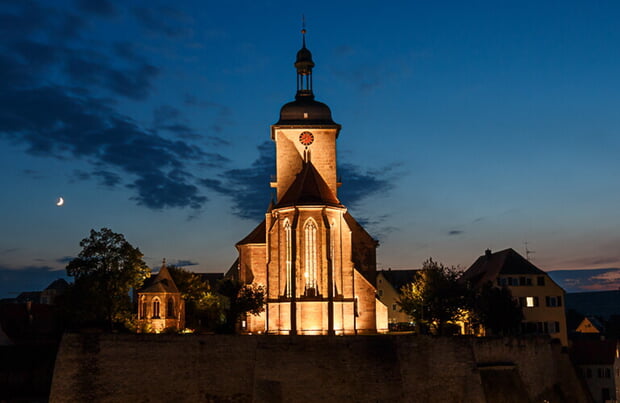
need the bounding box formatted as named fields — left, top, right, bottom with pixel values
left=294, top=20, right=315, bottom=99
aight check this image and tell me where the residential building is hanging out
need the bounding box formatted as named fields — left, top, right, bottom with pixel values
left=461, top=248, right=568, bottom=346
left=232, top=30, right=387, bottom=335
left=571, top=338, right=619, bottom=403
left=376, top=269, right=418, bottom=325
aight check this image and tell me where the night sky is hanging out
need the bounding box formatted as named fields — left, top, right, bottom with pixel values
left=1, top=0, right=619, bottom=297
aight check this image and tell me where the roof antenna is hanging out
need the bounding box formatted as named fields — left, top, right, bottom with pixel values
left=524, top=241, right=535, bottom=261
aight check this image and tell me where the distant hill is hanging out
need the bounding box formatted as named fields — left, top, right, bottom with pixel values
left=546, top=268, right=620, bottom=293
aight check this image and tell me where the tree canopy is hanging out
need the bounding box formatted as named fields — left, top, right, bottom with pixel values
left=167, top=265, right=222, bottom=331
left=64, top=228, right=150, bottom=330
left=217, top=279, right=266, bottom=334
left=469, top=281, right=523, bottom=336
left=397, top=258, right=467, bottom=335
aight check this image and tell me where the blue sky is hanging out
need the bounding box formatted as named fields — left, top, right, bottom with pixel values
left=1, top=0, right=619, bottom=297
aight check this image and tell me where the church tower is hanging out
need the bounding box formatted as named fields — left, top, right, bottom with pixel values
left=233, top=29, right=387, bottom=335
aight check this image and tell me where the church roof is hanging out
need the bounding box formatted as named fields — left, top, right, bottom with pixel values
left=276, top=95, right=338, bottom=126
left=236, top=220, right=266, bottom=245
left=140, top=262, right=179, bottom=294
left=275, top=161, right=342, bottom=208
left=460, top=248, right=546, bottom=288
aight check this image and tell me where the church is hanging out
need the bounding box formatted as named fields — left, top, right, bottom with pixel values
left=231, top=30, right=388, bottom=335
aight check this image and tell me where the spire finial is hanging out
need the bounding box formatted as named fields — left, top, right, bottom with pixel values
left=162, top=258, right=166, bottom=267
left=301, top=15, right=307, bottom=48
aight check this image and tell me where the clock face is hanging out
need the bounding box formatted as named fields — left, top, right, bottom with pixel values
left=299, top=131, right=314, bottom=146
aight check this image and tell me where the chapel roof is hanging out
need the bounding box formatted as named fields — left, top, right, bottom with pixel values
left=140, top=260, right=179, bottom=294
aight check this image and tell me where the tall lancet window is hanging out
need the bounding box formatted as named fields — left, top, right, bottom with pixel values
left=284, top=220, right=292, bottom=298
left=304, top=219, right=318, bottom=296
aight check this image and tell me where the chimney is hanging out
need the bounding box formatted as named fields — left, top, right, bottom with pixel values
left=485, top=249, right=492, bottom=258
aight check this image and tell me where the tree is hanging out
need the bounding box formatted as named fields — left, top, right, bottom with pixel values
left=65, top=228, right=150, bottom=330
left=167, top=265, right=222, bottom=330
left=469, top=281, right=523, bottom=336
left=216, top=279, right=266, bottom=334
left=397, top=258, right=467, bottom=335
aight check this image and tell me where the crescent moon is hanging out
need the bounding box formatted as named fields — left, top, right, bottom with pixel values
left=56, top=197, right=64, bottom=206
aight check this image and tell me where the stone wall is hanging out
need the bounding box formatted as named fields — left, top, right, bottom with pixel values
left=50, top=333, right=591, bottom=403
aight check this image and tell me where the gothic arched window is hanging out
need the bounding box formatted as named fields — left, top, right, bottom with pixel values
left=139, top=296, right=147, bottom=319
left=152, top=298, right=161, bottom=319
left=167, top=298, right=175, bottom=318
left=284, top=219, right=292, bottom=298
left=304, top=219, right=318, bottom=296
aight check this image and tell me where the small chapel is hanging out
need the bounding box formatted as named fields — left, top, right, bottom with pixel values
left=231, top=29, right=388, bottom=335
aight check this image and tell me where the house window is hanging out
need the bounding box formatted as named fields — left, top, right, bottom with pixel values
left=537, top=276, right=545, bottom=286
left=378, top=289, right=383, bottom=297
left=284, top=220, right=292, bottom=298
left=304, top=219, right=318, bottom=296
left=167, top=298, right=175, bottom=318
left=545, top=296, right=562, bottom=307
left=525, top=297, right=538, bottom=307
left=586, top=368, right=592, bottom=378
left=604, top=368, right=611, bottom=378
left=152, top=298, right=160, bottom=319
left=392, top=304, right=397, bottom=311
left=548, top=321, right=560, bottom=333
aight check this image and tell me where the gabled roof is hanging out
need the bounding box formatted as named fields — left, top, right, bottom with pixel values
left=575, top=316, right=605, bottom=333
left=570, top=339, right=617, bottom=365
left=460, top=248, right=546, bottom=287
left=275, top=161, right=341, bottom=208
left=44, top=278, right=69, bottom=291
left=378, top=269, right=419, bottom=292
left=140, top=262, right=179, bottom=294
left=237, top=220, right=266, bottom=246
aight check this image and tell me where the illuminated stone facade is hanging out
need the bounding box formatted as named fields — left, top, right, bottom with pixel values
left=136, top=261, right=185, bottom=333
left=233, top=33, right=387, bottom=335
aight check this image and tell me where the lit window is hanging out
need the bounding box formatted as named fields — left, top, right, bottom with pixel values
left=284, top=220, right=292, bottom=297
left=526, top=297, right=535, bottom=307
left=304, top=219, right=318, bottom=296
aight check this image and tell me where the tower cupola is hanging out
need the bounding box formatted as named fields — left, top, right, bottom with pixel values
left=275, top=27, right=338, bottom=126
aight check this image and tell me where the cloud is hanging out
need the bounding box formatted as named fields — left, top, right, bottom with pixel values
left=201, top=142, right=398, bottom=221
left=56, top=256, right=74, bottom=264
left=0, top=1, right=228, bottom=211
left=448, top=230, right=464, bottom=236
left=201, top=141, right=274, bottom=220
left=0, top=265, right=69, bottom=299
left=74, top=0, right=118, bottom=17
left=132, top=6, right=193, bottom=38
left=547, top=268, right=620, bottom=293
left=174, top=259, right=199, bottom=267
